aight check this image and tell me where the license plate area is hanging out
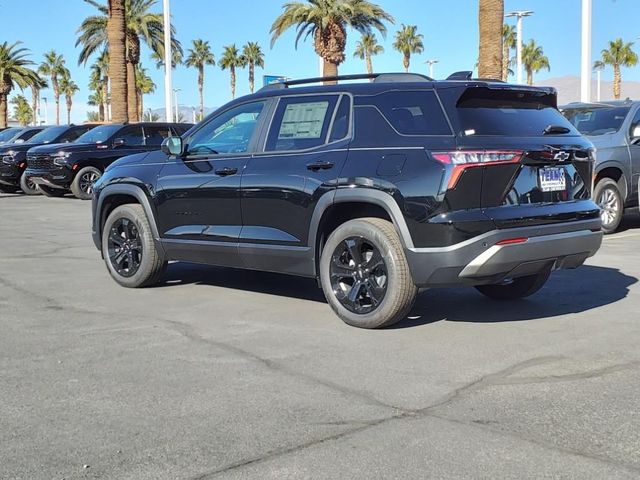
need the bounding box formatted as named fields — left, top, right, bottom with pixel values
left=539, top=167, right=566, bottom=192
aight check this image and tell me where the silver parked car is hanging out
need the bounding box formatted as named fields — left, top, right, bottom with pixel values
left=562, top=100, right=640, bottom=233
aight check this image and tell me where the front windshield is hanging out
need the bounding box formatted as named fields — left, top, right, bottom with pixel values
left=562, top=106, right=630, bottom=136
left=75, top=125, right=121, bottom=144
left=25, top=126, right=68, bottom=144
left=0, top=128, right=21, bottom=143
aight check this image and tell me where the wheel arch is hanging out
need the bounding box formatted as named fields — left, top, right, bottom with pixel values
left=595, top=164, right=628, bottom=202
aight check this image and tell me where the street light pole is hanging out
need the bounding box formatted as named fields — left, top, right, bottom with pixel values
left=596, top=68, right=602, bottom=102
left=41, top=97, right=48, bottom=125
left=162, top=0, right=173, bottom=122
left=173, top=88, right=180, bottom=121
left=424, top=59, right=439, bottom=79
left=505, top=10, right=534, bottom=84
left=581, top=0, right=592, bottom=102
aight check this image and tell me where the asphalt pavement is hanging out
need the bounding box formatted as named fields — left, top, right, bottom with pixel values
left=1, top=193, right=639, bottom=479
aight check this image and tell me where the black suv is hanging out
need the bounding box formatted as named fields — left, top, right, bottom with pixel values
left=91, top=73, right=603, bottom=329
left=25, top=122, right=192, bottom=199
left=0, top=124, right=97, bottom=194
left=0, top=126, right=45, bottom=146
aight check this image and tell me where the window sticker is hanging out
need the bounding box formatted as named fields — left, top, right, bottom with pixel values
left=278, top=101, right=329, bottom=139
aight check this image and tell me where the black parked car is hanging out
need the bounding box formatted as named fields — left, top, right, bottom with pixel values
left=0, top=126, right=45, bottom=146
left=25, top=122, right=192, bottom=199
left=0, top=124, right=97, bottom=194
left=91, top=72, right=603, bottom=329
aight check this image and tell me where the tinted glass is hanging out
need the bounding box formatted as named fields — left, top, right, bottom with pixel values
left=455, top=88, right=578, bottom=137
left=16, top=129, right=41, bottom=141
left=0, top=128, right=21, bottom=143
left=329, top=96, right=351, bottom=142
left=374, top=91, right=451, bottom=135
left=188, top=101, right=264, bottom=155
left=118, top=126, right=144, bottom=146
left=76, top=125, right=122, bottom=143
left=61, top=126, right=93, bottom=142
left=562, top=106, right=630, bottom=136
left=144, top=125, right=171, bottom=146
left=25, top=126, right=68, bottom=144
left=266, top=95, right=338, bottom=151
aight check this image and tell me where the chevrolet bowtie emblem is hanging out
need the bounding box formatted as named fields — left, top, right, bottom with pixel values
left=553, top=151, right=571, bottom=162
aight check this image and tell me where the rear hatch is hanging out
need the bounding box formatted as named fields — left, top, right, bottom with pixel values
left=434, top=84, right=599, bottom=228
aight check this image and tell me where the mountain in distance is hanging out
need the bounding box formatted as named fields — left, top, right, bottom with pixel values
left=534, top=75, right=640, bottom=104
left=147, top=105, right=217, bottom=122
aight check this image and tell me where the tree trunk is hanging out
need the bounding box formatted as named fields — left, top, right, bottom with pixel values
left=403, top=54, right=410, bottom=73
left=322, top=58, right=338, bottom=84
left=249, top=63, right=255, bottom=94
left=66, top=96, right=72, bottom=124
left=502, top=41, right=509, bottom=81
left=230, top=66, right=236, bottom=99
left=126, top=61, right=138, bottom=122
left=137, top=89, right=143, bottom=121
left=31, top=87, right=39, bottom=126
left=614, top=63, right=621, bottom=100
left=0, top=94, right=7, bottom=129
left=102, top=76, right=109, bottom=121
left=366, top=53, right=373, bottom=76
left=527, top=68, right=533, bottom=86
left=98, top=103, right=105, bottom=122
left=478, top=0, right=504, bottom=79
left=198, top=66, right=204, bottom=118
left=52, top=77, right=60, bottom=125
left=107, top=0, right=128, bottom=123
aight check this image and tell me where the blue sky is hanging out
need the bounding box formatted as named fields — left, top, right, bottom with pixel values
left=0, top=0, right=635, bottom=122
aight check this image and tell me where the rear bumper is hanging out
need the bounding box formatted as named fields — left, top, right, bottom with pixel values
left=405, top=218, right=602, bottom=287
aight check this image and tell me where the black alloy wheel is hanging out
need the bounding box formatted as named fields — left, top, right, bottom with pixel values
left=330, top=236, right=388, bottom=314
left=107, top=217, right=143, bottom=277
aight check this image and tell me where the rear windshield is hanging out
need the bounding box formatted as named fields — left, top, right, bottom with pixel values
left=454, top=88, right=578, bottom=137
left=562, top=106, right=630, bottom=136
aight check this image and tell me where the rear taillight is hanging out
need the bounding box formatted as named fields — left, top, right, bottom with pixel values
left=432, top=150, right=523, bottom=189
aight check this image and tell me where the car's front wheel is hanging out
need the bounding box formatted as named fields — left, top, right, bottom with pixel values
left=71, top=166, right=102, bottom=200
left=39, top=185, right=67, bottom=197
left=19, top=172, right=40, bottom=195
left=102, top=204, right=167, bottom=288
left=320, top=218, right=418, bottom=329
left=475, top=269, right=550, bottom=300
left=594, top=178, right=623, bottom=234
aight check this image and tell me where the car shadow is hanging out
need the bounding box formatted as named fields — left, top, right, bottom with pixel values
left=617, top=212, right=640, bottom=233
left=158, top=263, right=636, bottom=328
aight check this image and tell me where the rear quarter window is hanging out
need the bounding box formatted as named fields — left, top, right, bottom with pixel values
left=367, top=90, right=452, bottom=136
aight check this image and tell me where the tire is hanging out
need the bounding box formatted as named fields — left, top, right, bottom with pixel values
left=102, top=203, right=166, bottom=288
left=71, top=166, right=102, bottom=200
left=475, top=269, right=550, bottom=300
left=39, top=185, right=67, bottom=197
left=594, top=178, right=623, bottom=234
left=320, top=218, right=418, bottom=329
left=0, top=184, right=19, bottom=193
left=19, top=172, right=40, bottom=195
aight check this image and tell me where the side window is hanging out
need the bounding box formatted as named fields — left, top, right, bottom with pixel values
left=144, top=125, right=171, bottom=146
left=375, top=91, right=451, bottom=136
left=329, top=96, right=351, bottom=142
left=117, top=126, right=144, bottom=146
left=187, top=101, right=264, bottom=155
left=61, top=127, right=90, bottom=142
left=265, top=95, right=338, bottom=152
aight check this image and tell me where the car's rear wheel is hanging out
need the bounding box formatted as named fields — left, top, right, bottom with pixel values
left=19, top=172, right=40, bottom=195
left=39, top=185, right=66, bottom=197
left=320, top=218, right=418, bottom=329
left=594, top=178, right=623, bottom=234
left=71, top=166, right=102, bottom=200
left=102, top=204, right=166, bottom=288
left=475, top=269, right=550, bottom=300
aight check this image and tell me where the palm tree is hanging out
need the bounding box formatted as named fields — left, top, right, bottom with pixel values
left=29, top=75, right=47, bottom=126
left=502, top=24, right=516, bottom=81
left=594, top=39, right=638, bottom=100
left=11, top=95, right=33, bottom=126
left=242, top=42, right=265, bottom=94
left=91, top=51, right=110, bottom=121
left=0, top=42, right=41, bottom=128
left=522, top=39, right=550, bottom=85
left=135, top=65, right=155, bottom=120
left=353, top=33, right=384, bottom=75
left=106, top=0, right=128, bottom=122
left=77, top=0, right=183, bottom=121
left=478, top=0, right=504, bottom=79
left=219, top=44, right=245, bottom=99
left=149, top=49, right=182, bottom=70
left=393, top=24, right=424, bottom=72
left=88, top=90, right=106, bottom=121
left=270, top=0, right=394, bottom=79
left=38, top=51, right=67, bottom=125
left=185, top=39, right=215, bottom=117
left=59, top=72, right=79, bottom=124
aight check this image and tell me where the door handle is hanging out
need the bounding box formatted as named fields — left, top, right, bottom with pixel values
left=215, top=167, right=238, bottom=176
left=306, top=161, right=334, bottom=171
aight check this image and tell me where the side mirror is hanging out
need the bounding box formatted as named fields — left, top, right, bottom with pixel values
left=632, top=125, right=640, bottom=140
left=161, top=136, right=184, bottom=157
left=113, top=137, right=126, bottom=147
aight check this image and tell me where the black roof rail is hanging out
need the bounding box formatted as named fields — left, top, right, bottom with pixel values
left=259, top=72, right=433, bottom=91
left=446, top=71, right=473, bottom=80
